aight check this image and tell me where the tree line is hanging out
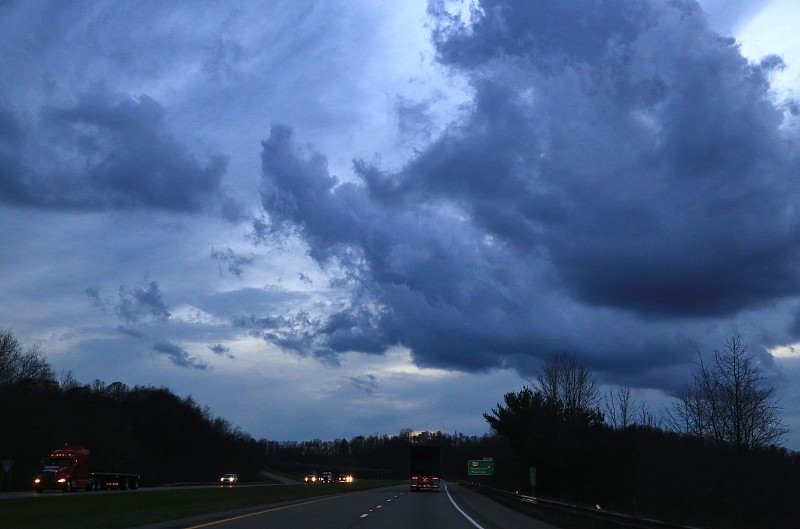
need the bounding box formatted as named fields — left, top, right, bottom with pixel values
left=0, top=328, right=266, bottom=488
left=483, top=340, right=799, bottom=529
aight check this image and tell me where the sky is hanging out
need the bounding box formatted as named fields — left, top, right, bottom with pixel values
left=2, top=0, right=800, bottom=449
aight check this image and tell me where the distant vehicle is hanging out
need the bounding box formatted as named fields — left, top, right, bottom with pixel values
left=320, top=471, right=333, bottom=483
left=338, top=473, right=354, bottom=483
left=304, top=474, right=318, bottom=483
left=220, top=473, right=238, bottom=485
left=409, top=445, right=441, bottom=492
left=33, top=445, right=140, bottom=492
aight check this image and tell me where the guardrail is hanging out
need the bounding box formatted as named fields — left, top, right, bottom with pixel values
left=460, top=482, right=706, bottom=529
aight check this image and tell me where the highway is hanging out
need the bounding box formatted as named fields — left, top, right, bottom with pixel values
left=132, top=483, right=559, bottom=529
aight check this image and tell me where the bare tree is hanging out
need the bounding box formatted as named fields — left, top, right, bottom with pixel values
left=637, top=402, right=660, bottom=429
left=667, top=378, right=708, bottom=439
left=533, top=352, right=600, bottom=422
left=604, top=386, right=635, bottom=429
left=604, top=387, right=660, bottom=429
left=59, top=370, right=80, bottom=390
left=0, top=328, right=54, bottom=386
left=667, top=337, right=787, bottom=451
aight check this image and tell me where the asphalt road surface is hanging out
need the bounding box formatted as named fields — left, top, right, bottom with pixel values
left=134, top=482, right=559, bottom=529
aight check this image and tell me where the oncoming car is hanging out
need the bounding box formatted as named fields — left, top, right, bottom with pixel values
left=338, top=474, right=354, bottom=483
left=220, top=473, right=238, bottom=485
left=304, top=474, right=318, bottom=483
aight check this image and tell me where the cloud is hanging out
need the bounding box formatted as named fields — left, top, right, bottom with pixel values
left=254, top=0, right=800, bottom=384
left=421, top=0, right=800, bottom=319
left=0, top=107, right=26, bottom=201
left=350, top=374, right=378, bottom=394
left=0, top=88, right=242, bottom=218
left=208, top=343, right=234, bottom=359
left=85, top=286, right=105, bottom=310
left=116, top=326, right=146, bottom=340
left=211, top=247, right=256, bottom=278
left=233, top=311, right=343, bottom=365
left=152, top=340, right=207, bottom=369
left=198, top=286, right=308, bottom=318
left=698, top=0, right=773, bottom=34
left=116, top=281, right=171, bottom=323
left=395, top=95, right=437, bottom=142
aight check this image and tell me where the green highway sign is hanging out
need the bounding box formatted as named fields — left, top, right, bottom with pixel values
left=529, top=466, right=537, bottom=486
left=467, top=459, right=494, bottom=476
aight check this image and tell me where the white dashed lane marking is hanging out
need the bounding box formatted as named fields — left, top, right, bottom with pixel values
left=360, top=491, right=404, bottom=519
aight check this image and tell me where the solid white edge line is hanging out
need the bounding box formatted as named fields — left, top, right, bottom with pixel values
left=444, top=483, right=486, bottom=529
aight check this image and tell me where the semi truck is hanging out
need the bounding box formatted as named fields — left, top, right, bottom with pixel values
left=33, top=445, right=140, bottom=492
left=409, top=445, right=441, bottom=492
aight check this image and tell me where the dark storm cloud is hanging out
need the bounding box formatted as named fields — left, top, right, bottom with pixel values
left=420, top=0, right=800, bottom=319
left=152, top=340, right=207, bottom=370
left=0, top=89, right=241, bottom=217
left=256, top=0, right=800, bottom=379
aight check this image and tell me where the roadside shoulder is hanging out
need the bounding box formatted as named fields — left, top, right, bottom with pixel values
left=445, top=482, right=561, bottom=529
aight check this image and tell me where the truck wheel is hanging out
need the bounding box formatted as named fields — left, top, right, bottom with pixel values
left=131, top=478, right=139, bottom=490
left=64, top=480, right=73, bottom=492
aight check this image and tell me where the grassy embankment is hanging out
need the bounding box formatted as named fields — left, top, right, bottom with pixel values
left=3, top=480, right=400, bottom=529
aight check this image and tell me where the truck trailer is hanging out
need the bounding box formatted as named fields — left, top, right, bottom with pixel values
left=33, top=445, right=140, bottom=492
left=409, top=445, right=441, bottom=492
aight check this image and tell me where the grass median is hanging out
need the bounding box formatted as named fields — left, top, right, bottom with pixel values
left=3, top=480, right=401, bottom=529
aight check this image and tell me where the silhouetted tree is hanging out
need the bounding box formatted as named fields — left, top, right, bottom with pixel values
left=484, top=362, right=605, bottom=500
left=0, top=328, right=54, bottom=386
left=604, top=386, right=651, bottom=429
left=533, top=352, right=600, bottom=424
left=667, top=336, right=787, bottom=451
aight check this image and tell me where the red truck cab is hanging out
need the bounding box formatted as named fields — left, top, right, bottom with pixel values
left=34, top=446, right=91, bottom=492
left=33, top=445, right=140, bottom=492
